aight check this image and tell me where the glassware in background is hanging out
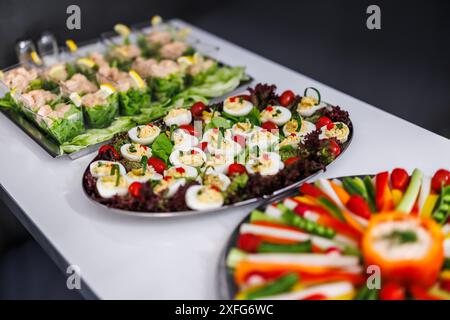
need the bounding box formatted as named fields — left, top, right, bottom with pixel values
left=15, top=39, right=42, bottom=67
left=37, top=31, right=59, bottom=66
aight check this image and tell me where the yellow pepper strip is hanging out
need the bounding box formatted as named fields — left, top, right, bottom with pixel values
left=391, top=189, right=403, bottom=207
left=293, top=196, right=317, bottom=206
left=421, top=194, right=439, bottom=219
left=440, top=270, right=450, bottom=281
left=327, top=292, right=355, bottom=300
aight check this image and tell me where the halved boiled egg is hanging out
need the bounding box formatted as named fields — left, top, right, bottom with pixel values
left=172, top=128, right=199, bottom=151
left=246, top=152, right=284, bottom=176
left=279, top=134, right=301, bottom=148
left=185, top=185, right=224, bottom=210
left=128, top=124, right=161, bottom=145
left=169, top=147, right=206, bottom=167
left=319, top=122, right=350, bottom=143
left=153, top=177, right=186, bottom=197
left=164, top=165, right=198, bottom=179
left=248, top=129, right=279, bottom=151
left=125, top=167, right=163, bottom=183
left=231, top=122, right=259, bottom=138
left=204, top=153, right=234, bottom=174
left=282, top=119, right=316, bottom=139
left=120, top=143, right=152, bottom=162
left=96, top=174, right=128, bottom=198
left=197, top=171, right=231, bottom=191
left=223, top=96, right=253, bottom=116
left=90, top=160, right=126, bottom=178
left=297, top=96, right=326, bottom=117
left=260, top=106, right=291, bottom=126
left=163, top=108, right=192, bottom=127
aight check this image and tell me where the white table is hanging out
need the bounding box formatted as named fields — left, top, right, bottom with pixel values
left=0, top=19, right=449, bottom=300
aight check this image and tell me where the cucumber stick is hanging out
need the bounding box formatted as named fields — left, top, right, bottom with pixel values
left=396, top=169, right=423, bottom=213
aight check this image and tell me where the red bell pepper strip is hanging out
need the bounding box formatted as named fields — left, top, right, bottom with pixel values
left=346, top=195, right=372, bottom=220
left=375, top=172, right=394, bottom=211
left=299, top=183, right=330, bottom=200
left=237, top=233, right=262, bottom=253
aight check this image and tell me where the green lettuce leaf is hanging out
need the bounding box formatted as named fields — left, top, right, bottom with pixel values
left=83, top=93, right=119, bottom=128
left=151, top=133, right=173, bottom=163
left=119, top=88, right=151, bottom=116
left=148, top=73, right=184, bottom=102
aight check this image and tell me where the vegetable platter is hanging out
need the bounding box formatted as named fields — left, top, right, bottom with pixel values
left=0, top=17, right=251, bottom=158
left=82, top=84, right=354, bottom=217
left=220, top=168, right=450, bottom=300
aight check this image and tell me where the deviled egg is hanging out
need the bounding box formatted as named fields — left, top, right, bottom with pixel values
left=223, top=96, right=253, bottom=116
left=169, top=147, right=206, bottom=167
left=260, top=106, right=291, bottom=126
left=296, top=96, right=326, bottom=117
left=90, top=160, right=126, bottom=178
left=282, top=118, right=316, bottom=139
left=204, top=153, right=234, bottom=174
left=279, top=134, right=302, bottom=148
left=172, top=128, right=199, bottom=151
left=163, top=108, right=192, bottom=126
left=231, top=122, right=259, bottom=138
left=120, top=143, right=152, bottom=162
left=96, top=175, right=128, bottom=198
left=185, top=185, right=224, bottom=210
left=248, top=129, right=279, bottom=151
left=197, top=171, right=231, bottom=191
left=125, top=167, right=163, bottom=183
left=319, top=122, right=350, bottom=143
left=128, top=124, right=161, bottom=145
left=153, top=177, right=186, bottom=197
left=246, top=152, right=284, bottom=176
left=164, top=165, right=198, bottom=179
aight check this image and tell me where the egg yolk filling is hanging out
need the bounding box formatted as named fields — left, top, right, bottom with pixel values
left=128, top=144, right=149, bottom=156
left=196, top=186, right=223, bottom=204
left=323, top=122, right=349, bottom=141
left=137, top=125, right=159, bottom=138
left=202, top=174, right=225, bottom=190
left=93, top=162, right=116, bottom=176
left=100, top=175, right=128, bottom=189
left=179, top=152, right=204, bottom=167
left=298, top=96, right=318, bottom=110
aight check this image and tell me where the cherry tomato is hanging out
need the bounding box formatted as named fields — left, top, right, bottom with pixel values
left=128, top=182, right=143, bottom=199
left=233, top=135, right=246, bottom=148
left=279, top=90, right=295, bottom=107
left=391, top=168, right=410, bottom=191
left=431, top=169, right=450, bottom=193
left=328, top=140, right=341, bottom=157
left=98, top=145, right=120, bottom=160
left=380, top=282, right=406, bottom=300
left=190, top=101, right=207, bottom=118
left=440, top=280, right=450, bottom=293
left=284, top=156, right=300, bottom=166
left=316, top=116, right=332, bottom=129
left=302, top=294, right=327, bottom=300
left=147, top=157, right=166, bottom=174
left=198, top=141, right=208, bottom=151
left=261, top=121, right=278, bottom=132
left=179, top=124, right=198, bottom=136
left=237, top=233, right=261, bottom=252
left=228, top=163, right=247, bottom=176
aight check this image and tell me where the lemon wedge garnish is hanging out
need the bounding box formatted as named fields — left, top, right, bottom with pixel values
left=177, top=55, right=194, bottom=67
left=114, top=24, right=130, bottom=37
left=77, top=57, right=96, bottom=69
left=0, top=70, right=4, bottom=80
left=129, top=70, right=146, bottom=89
left=69, top=92, right=82, bottom=107
left=100, top=83, right=116, bottom=96
left=30, top=51, right=42, bottom=66
left=193, top=52, right=203, bottom=64
left=151, top=15, right=162, bottom=26
left=65, top=39, right=78, bottom=53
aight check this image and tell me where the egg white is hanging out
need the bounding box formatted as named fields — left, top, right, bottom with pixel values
left=260, top=106, right=292, bottom=126
left=248, top=129, right=279, bottom=151
left=120, top=143, right=152, bottom=162
left=166, top=178, right=186, bottom=197
left=89, top=160, right=126, bottom=178
left=185, top=185, right=224, bottom=210
left=231, top=123, right=260, bottom=138
left=128, top=125, right=161, bottom=145
left=204, top=153, right=234, bottom=174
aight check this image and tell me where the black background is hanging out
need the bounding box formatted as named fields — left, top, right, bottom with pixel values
left=0, top=0, right=449, bottom=299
